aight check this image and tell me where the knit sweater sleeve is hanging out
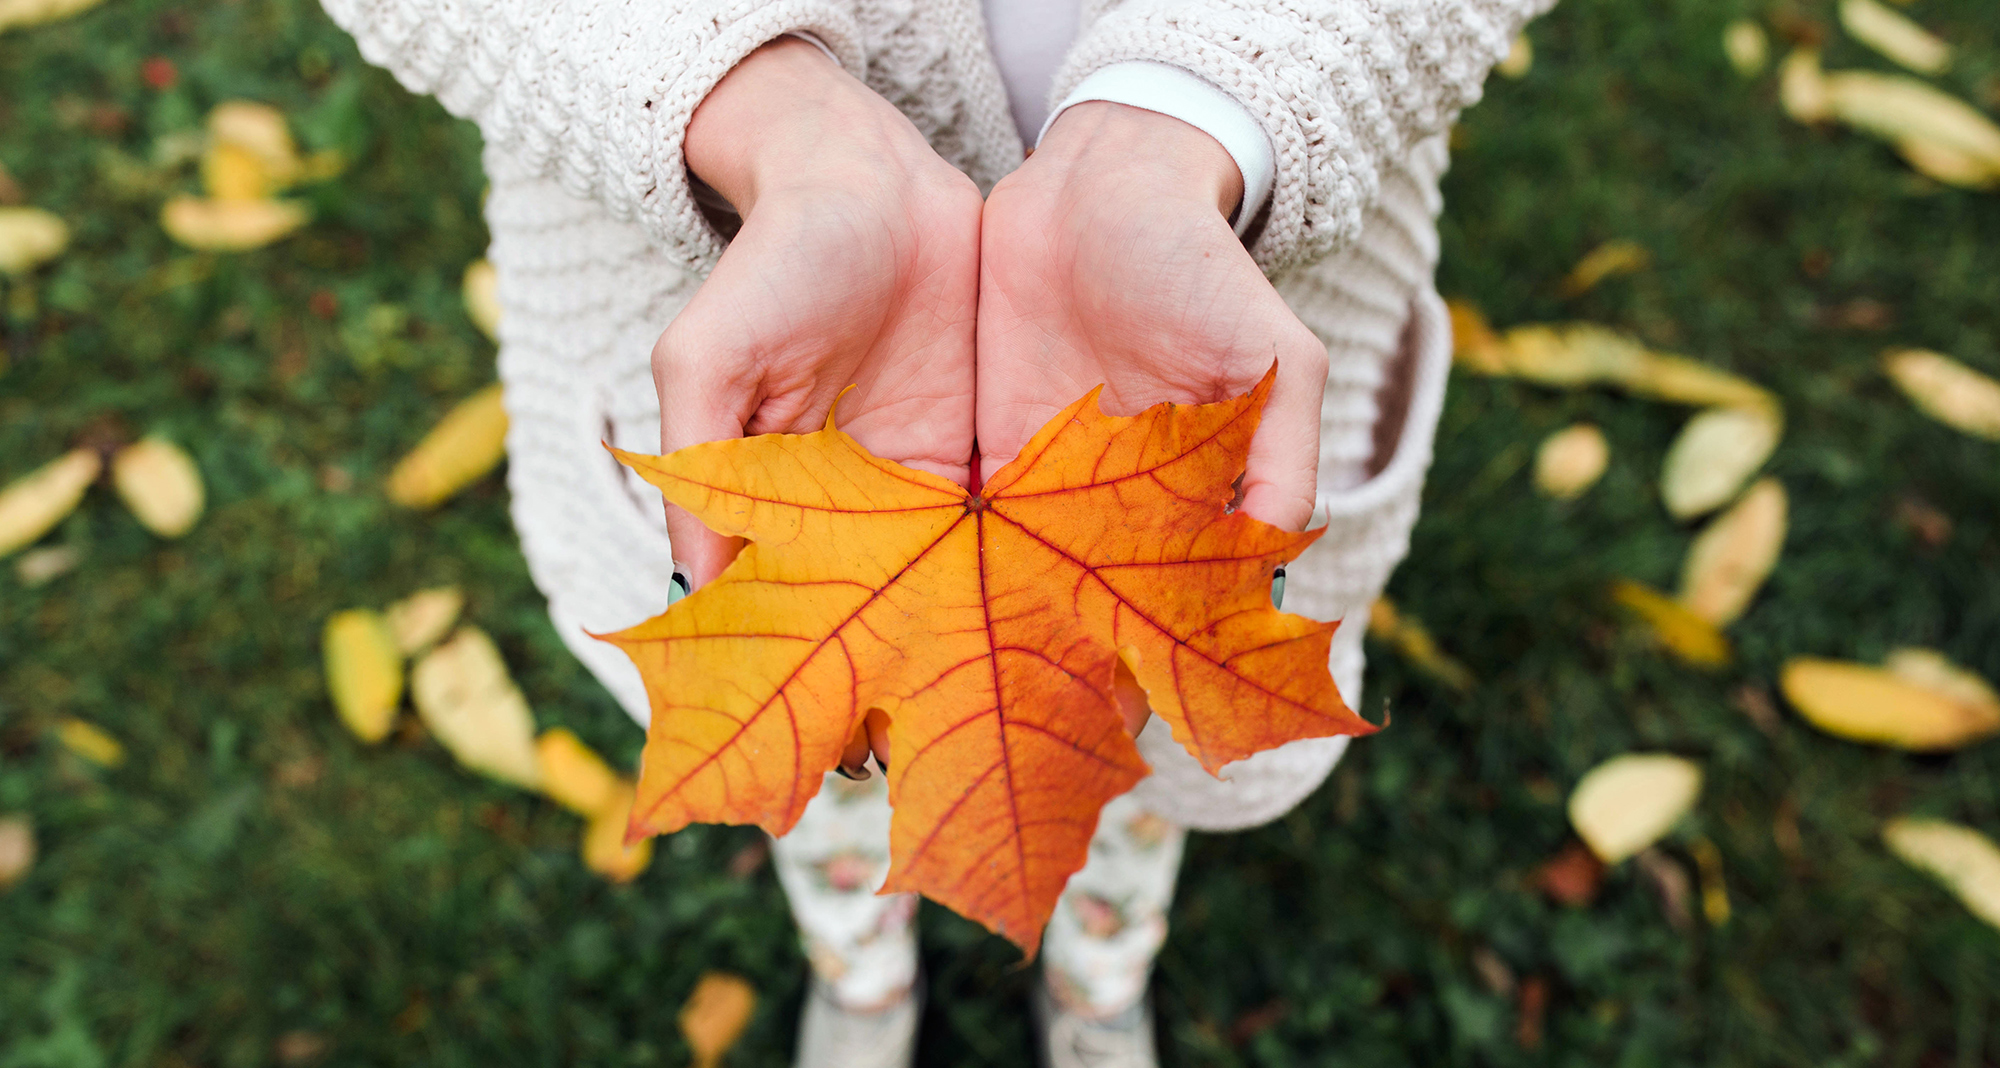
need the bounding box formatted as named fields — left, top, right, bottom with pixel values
left=1055, top=0, right=1554, bottom=275
left=319, top=0, right=866, bottom=272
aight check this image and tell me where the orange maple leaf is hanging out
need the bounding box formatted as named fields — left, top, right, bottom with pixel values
left=600, top=370, right=1375, bottom=950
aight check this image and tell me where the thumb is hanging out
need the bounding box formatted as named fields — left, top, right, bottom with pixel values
left=1237, top=342, right=1327, bottom=534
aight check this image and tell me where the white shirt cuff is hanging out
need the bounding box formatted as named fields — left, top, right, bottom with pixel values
left=781, top=30, right=840, bottom=63
left=1039, top=61, right=1277, bottom=239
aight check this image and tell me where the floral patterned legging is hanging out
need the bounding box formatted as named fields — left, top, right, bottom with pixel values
left=771, top=771, right=1186, bottom=1016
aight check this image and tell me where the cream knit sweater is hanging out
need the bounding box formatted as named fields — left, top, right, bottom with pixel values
left=321, top=0, right=1548, bottom=831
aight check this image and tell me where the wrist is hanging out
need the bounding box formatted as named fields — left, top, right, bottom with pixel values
left=1031, top=101, right=1243, bottom=218
left=687, top=38, right=935, bottom=215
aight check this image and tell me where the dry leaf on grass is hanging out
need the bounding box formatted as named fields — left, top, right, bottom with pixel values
left=606, top=371, right=1370, bottom=950
left=0, top=449, right=99, bottom=559
left=0, top=0, right=103, bottom=33
left=1446, top=307, right=1775, bottom=409
left=385, top=587, right=464, bottom=656
left=161, top=195, right=308, bottom=252
left=323, top=610, right=405, bottom=744
left=1781, top=656, right=2000, bottom=750
left=1367, top=598, right=1476, bottom=692
left=1689, top=837, right=1732, bottom=926
left=1882, top=349, right=2000, bottom=440
left=1723, top=19, right=1769, bottom=77
left=679, top=972, right=757, bottom=1068
left=1660, top=406, right=1781, bottom=519
left=411, top=628, right=543, bottom=790
left=1559, top=240, right=1649, bottom=298
left=463, top=260, right=500, bottom=342
left=1839, top=0, right=1950, bottom=75
left=1498, top=33, right=1533, bottom=78
left=1781, top=49, right=1831, bottom=122
left=1678, top=477, right=1786, bottom=626
left=55, top=717, right=125, bottom=768
left=1612, top=580, right=1733, bottom=668
left=0, top=206, right=68, bottom=274
left=112, top=438, right=204, bottom=538
left=1885, top=648, right=2000, bottom=713
left=1884, top=817, right=2000, bottom=930
left=582, top=785, right=653, bottom=882
left=207, top=101, right=302, bottom=185
left=387, top=384, right=509, bottom=509
left=536, top=728, right=625, bottom=819
left=1534, top=423, right=1609, bottom=500
left=1568, top=753, right=1703, bottom=864
left=0, top=815, right=33, bottom=889
left=14, top=544, right=81, bottom=587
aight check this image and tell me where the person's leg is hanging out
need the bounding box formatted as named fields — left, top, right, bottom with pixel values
left=1036, top=792, right=1187, bottom=1066
left=769, top=771, right=921, bottom=1066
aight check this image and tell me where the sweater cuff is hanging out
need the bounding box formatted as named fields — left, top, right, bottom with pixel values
left=1038, top=60, right=1276, bottom=239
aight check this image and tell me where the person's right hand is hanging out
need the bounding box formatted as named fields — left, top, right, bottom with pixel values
left=662, top=37, right=983, bottom=590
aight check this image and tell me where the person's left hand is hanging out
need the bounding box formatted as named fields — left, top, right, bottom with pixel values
left=975, top=102, right=1329, bottom=733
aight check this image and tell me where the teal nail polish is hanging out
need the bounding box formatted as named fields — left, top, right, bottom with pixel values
left=1271, top=567, right=1286, bottom=609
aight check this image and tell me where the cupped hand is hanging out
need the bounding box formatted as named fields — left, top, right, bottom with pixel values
left=976, top=102, right=1327, bottom=533
left=662, top=38, right=983, bottom=589
left=976, top=102, right=1330, bottom=734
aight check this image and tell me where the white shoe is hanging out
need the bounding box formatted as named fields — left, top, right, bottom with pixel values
left=795, top=979, right=920, bottom=1068
left=1033, top=980, right=1159, bottom=1068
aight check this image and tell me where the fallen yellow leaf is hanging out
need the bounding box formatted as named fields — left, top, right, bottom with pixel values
left=1780, top=49, right=1831, bottom=123
left=1884, top=648, right=2000, bottom=718
left=536, top=728, right=625, bottom=819
left=1781, top=657, right=2000, bottom=750
left=386, top=384, right=509, bottom=509
left=1621, top=353, right=1779, bottom=410
left=0, top=449, right=99, bottom=559
left=160, top=195, right=309, bottom=252
left=410, top=627, right=542, bottom=789
left=1884, top=817, right=2000, bottom=930
left=1559, top=240, right=1649, bottom=298
left=1612, top=580, right=1733, bottom=668
left=323, top=610, right=405, bottom=744
left=55, top=717, right=125, bottom=768
left=1498, top=33, right=1533, bottom=79
left=679, top=972, right=757, bottom=1068
left=111, top=437, right=204, bottom=538
left=0, top=0, right=104, bottom=33
left=1823, top=70, right=2000, bottom=179
left=1894, top=135, right=2000, bottom=189
left=1839, top=0, right=1950, bottom=75
left=1723, top=19, right=1769, bottom=77
left=385, top=586, right=464, bottom=656
left=1883, top=349, right=2000, bottom=440
left=1659, top=406, right=1781, bottom=520
left=1367, top=597, right=1476, bottom=692
left=200, top=141, right=280, bottom=202
left=463, top=260, right=500, bottom=342
left=0, top=815, right=32, bottom=889
left=1677, top=477, right=1786, bottom=626
left=582, top=785, right=654, bottom=883
left=1689, top=836, right=1731, bottom=926
left=207, top=101, right=302, bottom=183
left=1568, top=753, right=1703, bottom=864
left=0, top=206, right=68, bottom=274
left=1533, top=423, right=1609, bottom=500
left=1446, top=298, right=1510, bottom=373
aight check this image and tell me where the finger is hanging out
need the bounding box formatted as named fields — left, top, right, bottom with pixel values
left=865, top=709, right=892, bottom=773
left=1112, top=657, right=1152, bottom=738
left=1238, top=334, right=1327, bottom=533
left=655, top=345, right=755, bottom=589
left=837, top=716, right=872, bottom=780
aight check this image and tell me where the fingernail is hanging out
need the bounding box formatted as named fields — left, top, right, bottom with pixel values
left=875, top=754, right=889, bottom=775
left=1271, top=566, right=1287, bottom=610
left=668, top=570, right=691, bottom=606
left=834, top=763, right=872, bottom=782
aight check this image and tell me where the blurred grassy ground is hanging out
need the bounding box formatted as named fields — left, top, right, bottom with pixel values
left=3, top=0, right=1998, bottom=1064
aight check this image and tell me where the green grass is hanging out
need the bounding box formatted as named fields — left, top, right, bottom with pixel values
left=3, top=0, right=1999, bottom=1064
